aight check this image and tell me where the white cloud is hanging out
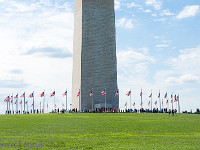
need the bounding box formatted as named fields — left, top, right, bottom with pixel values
left=156, top=44, right=169, bottom=48
left=145, top=0, right=162, bottom=10
left=117, top=18, right=134, bottom=29
left=176, top=5, right=200, bottom=19
left=144, top=10, right=152, bottom=13
left=160, top=10, right=174, bottom=16
left=165, top=74, right=200, bottom=84
left=115, top=0, right=120, bottom=10
left=154, top=18, right=167, bottom=22
left=127, top=2, right=140, bottom=8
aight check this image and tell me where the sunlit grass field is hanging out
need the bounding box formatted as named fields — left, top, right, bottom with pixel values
left=0, top=113, right=200, bottom=149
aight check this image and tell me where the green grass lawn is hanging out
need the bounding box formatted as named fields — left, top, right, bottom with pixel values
left=0, top=113, right=200, bottom=149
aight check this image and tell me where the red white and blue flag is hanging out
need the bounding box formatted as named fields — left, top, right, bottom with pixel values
left=101, top=90, right=106, bottom=95
left=174, top=95, right=177, bottom=102
left=20, top=93, right=25, bottom=98
left=14, top=94, right=18, bottom=99
left=158, top=92, right=160, bottom=98
left=171, top=94, right=173, bottom=99
left=77, top=91, right=80, bottom=97
left=124, top=102, right=127, bottom=107
left=126, top=91, right=131, bottom=96
left=29, top=93, right=33, bottom=98
left=25, top=101, right=28, bottom=105
left=132, top=103, right=135, bottom=106
left=154, top=101, right=157, bottom=105
left=115, top=90, right=119, bottom=97
left=50, top=91, right=55, bottom=97
left=19, top=101, right=22, bottom=104
left=63, top=91, right=67, bottom=97
left=149, top=93, right=152, bottom=98
left=40, top=92, right=44, bottom=97
left=177, top=95, right=179, bottom=101
left=4, top=96, right=9, bottom=102
left=164, top=92, right=167, bottom=98
left=166, top=100, right=169, bottom=104
left=140, top=102, right=143, bottom=106
left=140, top=91, right=143, bottom=97
left=90, top=90, right=93, bottom=97
left=148, top=101, right=150, bottom=105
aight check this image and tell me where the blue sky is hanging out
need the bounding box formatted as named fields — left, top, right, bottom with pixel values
left=0, top=0, right=200, bottom=113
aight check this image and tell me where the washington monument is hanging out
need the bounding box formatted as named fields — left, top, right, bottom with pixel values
left=72, top=0, right=118, bottom=111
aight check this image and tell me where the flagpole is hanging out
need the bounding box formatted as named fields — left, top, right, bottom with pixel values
left=178, top=95, right=180, bottom=113
left=172, top=93, right=173, bottom=111
left=79, top=89, right=81, bottom=112
left=33, top=91, right=34, bottom=114
left=47, top=101, right=48, bottom=113
left=11, top=93, right=13, bottom=114
left=8, top=94, right=10, bottom=114
left=129, top=89, right=131, bottom=110
left=105, top=88, right=106, bottom=113
left=141, top=89, right=142, bottom=109
left=159, top=90, right=161, bottom=112
left=54, top=89, right=55, bottom=112
left=151, top=90, right=152, bottom=112
left=92, top=88, right=93, bottom=113
left=16, top=94, right=18, bottom=114
left=66, top=89, right=67, bottom=112
left=21, top=100, right=22, bottom=114
left=118, top=89, right=119, bottom=110
left=43, top=90, right=45, bottom=113
left=27, top=101, right=28, bottom=113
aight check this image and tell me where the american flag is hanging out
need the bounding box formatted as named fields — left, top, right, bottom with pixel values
left=171, top=99, right=173, bottom=103
left=154, top=101, right=157, bottom=105
left=149, top=93, right=152, bottom=98
left=171, top=94, right=173, bottom=99
left=140, top=102, right=143, bottom=106
left=140, top=91, right=142, bottom=97
left=90, top=90, right=93, bottom=96
left=126, top=91, right=131, bottom=96
left=164, top=92, right=167, bottom=98
left=19, top=101, right=22, bottom=104
left=77, top=91, right=80, bottom=97
left=11, top=100, right=13, bottom=103
left=166, top=100, right=168, bottom=104
left=132, top=103, right=135, bottom=106
left=15, top=101, right=17, bottom=104
left=101, top=90, right=106, bottom=95
left=174, top=95, right=177, bottom=101
left=4, top=96, right=9, bottom=102
left=124, top=102, right=127, bottom=107
left=50, top=91, right=55, bottom=97
left=177, top=95, right=179, bottom=101
left=63, top=91, right=67, bottom=97
left=20, top=93, right=25, bottom=98
left=29, top=93, right=33, bottom=98
left=158, top=92, right=160, bottom=98
left=55, top=104, right=57, bottom=108
left=115, top=90, right=119, bottom=97
left=25, top=101, right=28, bottom=105
left=32, top=104, right=33, bottom=106
left=148, top=101, right=150, bottom=105
left=40, top=92, right=44, bottom=97
left=14, top=94, right=18, bottom=99
left=62, top=103, right=64, bottom=107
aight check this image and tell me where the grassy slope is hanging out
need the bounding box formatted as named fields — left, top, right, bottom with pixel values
left=0, top=113, right=200, bottom=149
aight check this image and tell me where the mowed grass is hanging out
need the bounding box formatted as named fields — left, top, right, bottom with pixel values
left=0, top=113, right=200, bottom=149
